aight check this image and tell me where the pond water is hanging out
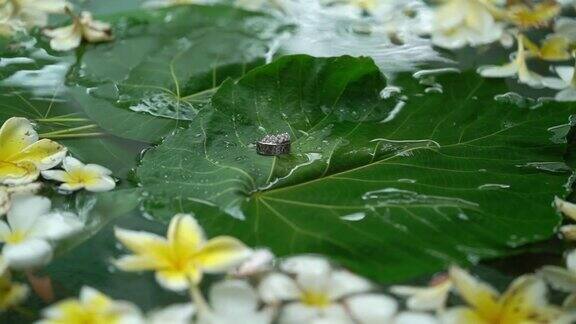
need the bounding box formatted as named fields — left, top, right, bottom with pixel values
left=1, top=0, right=576, bottom=323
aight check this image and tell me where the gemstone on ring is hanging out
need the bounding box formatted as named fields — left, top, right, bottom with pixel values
left=257, top=133, right=291, bottom=156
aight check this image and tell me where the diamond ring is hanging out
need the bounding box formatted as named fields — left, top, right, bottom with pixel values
left=257, top=133, right=291, bottom=156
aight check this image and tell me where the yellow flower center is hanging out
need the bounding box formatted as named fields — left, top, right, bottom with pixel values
left=301, top=290, right=331, bottom=308
left=66, top=169, right=99, bottom=186
left=5, top=230, right=26, bottom=244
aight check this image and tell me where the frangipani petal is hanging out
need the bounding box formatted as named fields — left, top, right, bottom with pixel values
left=478, top=63, right=518, bottom=78
left=394, top=312, right=439, bottom=324
left=500, top=275, right=561, bottom=322
left=555, top=66, right=575, bottom=84
left=147, top=303, right=195, bottom=324
left=114, top=228, right=172, bottom=270
left=543, top=77, right=570, bottom=90
left=346, top=294, right=398, bottom=323
left=556, top=88, right=576, bottom=102
left=62, top=156, right=84, bottom=172
left=41, top=170, right=69, bottom=182
left=391, top=279, right=453, bottom=311
left=196, top=236, right=252, bottom=273
left=84, top=176, right=116, bottom=192
left=0, top=117, right=38, bottom=160
left=7, top=195, right=51, bottom=233
left=567, top=250, right=576, bottom=271
left=167, top=214, right=205, bottom=255
left=0, top=161, right=37, bottom=185
left=449, top=267, right=500, bottom=318
left=279, top=302, right=328, bottom=324
left=28, top=211, right=83, bottom=241
left=210, top=280, right=259, bottom=315
left=441, top=307, right=486, bottom=324
left=327, top=270, right=372, bottom=300
left=115, top=255, right=164, bottom=272
left=46, top=23, right=82, bottom=52
left=258, top=273, right=301, bottom=303
left=3, top=238, right=53, bottom=269
left=280, top=255, right=331, bottom=276
left=539, top=36, right=571, bottom=61
left=11, top=139, right=67, bottom=170
left=59, top=183, right=85, bottom=192
left=155, top=270, right=190, bottom=291
left=539, top=266, right=576, bottom=293
left=555, top=197, right=576, bottom=221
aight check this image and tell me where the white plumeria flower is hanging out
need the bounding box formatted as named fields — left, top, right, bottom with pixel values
left=42, top=157, right=116, bottom=192
left=0, top=182, right=42, bottom=216
left=431, top=0, right=504, bottom=49
left=540, top=249, right=576, bottom=292
left=554, top=197, right=576, bottom=239
left=258, top=256, right=396, bottom=324
left=37, top=286, right=142, bottom=324
left=198, top=280, right=273, bottom=324
left=147, top=303, right=195, bottom=324
left=393, top=312, right=439, bottom=324
left=231, top=248, right=275, bottom=277
left=0, top=0, right=68, bottom=31
left=478, top=35, right=544, bottom=88
left=0, top=195, right=83, bottom=269
left=543, top=63, right=576, bottom=102
left=390, top=275, right=452, bottom=311
left=555, top=197, right=576, bottom=221
left=44, top=10, right=113, bottom=51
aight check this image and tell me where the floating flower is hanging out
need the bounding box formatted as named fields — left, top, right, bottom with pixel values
left=506, top=2, right=561, bottom=29
left=561, top=225, right=576, bottom=241
left=390, top=274, right=452, bottom=311
left=442, top=266, right=566, bottom=324
left=0, top=195, right=83, bottom=269
left=44, top=10, right=113, bottom=51
left=37, top=286, right=142, bottom=324
left=542, top=61, right=576, bottom=102
left=0, top=258, right=28, bottom=312
left=478, top=35, right=544, bottom=87
left=554, top=18, right=576, bottom=42
left=0, top=182, right=42, bottom=215
left=115, top=214, right=252, bottom=291
left=198, top=280, right=273, bottom=324
left=524, top=35, right=573, bottom=61
left=147, top=303, right=195, bottom=324
left=258, top=255, right=397, bottom=323
left=0, top=117, right=66, bottom=185
left=539, top=249, right=576, bottom=299
left=0, top=0, right=68, bottom=31
left=554, top=197, right=576, bottom=239
left=42, top=157, right=115, bottom=192
left=231, top=248, right=275, bottom=277
left=345, top=293, right=439, bottom=324
left=431, top=0, right=504, bottom=49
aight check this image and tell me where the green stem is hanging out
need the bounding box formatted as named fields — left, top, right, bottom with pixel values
left=189, top=282, right=210, bottom=315
left=180, top=87, right=218, bottom=101
left=40, top=132, right=105, bottom=139
left=39, top=125, right=98, bottom=137
left=36, top=118, right=90, bottom=123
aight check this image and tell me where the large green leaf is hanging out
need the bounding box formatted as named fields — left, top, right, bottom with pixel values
left=69, top=4, right=283, bottom=142
left=137, top=55, right=576, bottom=283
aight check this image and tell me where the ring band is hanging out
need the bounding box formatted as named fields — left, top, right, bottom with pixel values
left=257, top=133, right=291, bottom=156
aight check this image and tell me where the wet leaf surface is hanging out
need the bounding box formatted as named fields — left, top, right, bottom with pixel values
left=69, top=4, right=283, bottom=142
left=138, top=55, right=576, bottom=283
